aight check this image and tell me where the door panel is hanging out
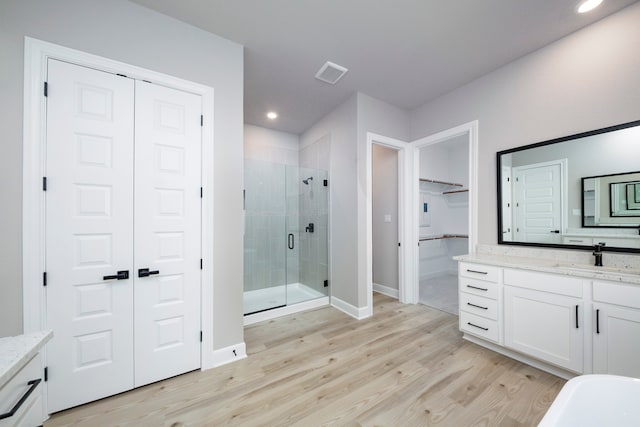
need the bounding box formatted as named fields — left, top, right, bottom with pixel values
left=45, top=59, right=135, bottom=412
left=514, top=163, right=562, bottom=243
left=133, top=81, right=202, bottom=387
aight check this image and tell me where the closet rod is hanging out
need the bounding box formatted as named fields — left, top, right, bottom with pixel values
left=419, top=234, right=468, bottom=241
left=418, top=178, right=463, bottom=187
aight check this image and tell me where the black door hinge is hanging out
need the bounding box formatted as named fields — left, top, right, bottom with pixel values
left=43, top=82, right=48, bottom=97
left=44, top=367, right=48, bottom=382
left=398, top=242, right=401, bottom=247
left=43, top=272, right=47, bottom=287
left=200, top=259, right=203, bottom=270
left=200, top=187, right=203, bottom=198
left=200, top=331, right=203, bottom=342
left=323, top=179, right=328, bottom=187
left=324, top=280, right=328, bottom=288
left=42, top=177, right=47, bottom=191
left=201, top=115, right=203, bottom=127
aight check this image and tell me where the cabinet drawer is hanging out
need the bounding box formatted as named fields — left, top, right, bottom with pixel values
left=459, top=263, right=499, bottom=282
left=460, top=292, right=498, bottom=320
left=593, top=281, right=640, bottom=309
left=0, top=353, right=43, bottom=427
left=460, top=311, right=499, bottom=343
left=504, top=268, right=583, bottom=297
left=459, top=277, right=499, bottom=299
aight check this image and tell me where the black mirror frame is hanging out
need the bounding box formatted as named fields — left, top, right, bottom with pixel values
left=496, top=119, right=640, bottom=254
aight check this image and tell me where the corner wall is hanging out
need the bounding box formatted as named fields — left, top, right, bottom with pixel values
left=0, top=0, right=244, bottom=351
left=409, top=2, right=640, bottom=247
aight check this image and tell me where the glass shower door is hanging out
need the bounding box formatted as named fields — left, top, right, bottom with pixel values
left=243, top=159, right=287, bottom=315
left=295, top=167, right=329, bottom=301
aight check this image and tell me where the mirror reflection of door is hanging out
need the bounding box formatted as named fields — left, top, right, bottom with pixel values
left=501, top=166, right=513, bottom=241
left=513, top=161, right=564, bottom=244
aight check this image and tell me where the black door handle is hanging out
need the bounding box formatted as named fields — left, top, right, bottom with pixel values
left=138, top=268, right=160, bottom=278
left=288, top=233, right=294, bottom=250
left=103, top=270, right=129, bottom=281
left=550, top=230, right=560, bottom=234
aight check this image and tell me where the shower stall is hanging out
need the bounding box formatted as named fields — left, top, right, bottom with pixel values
left=243, top=159, right=329, bottom=315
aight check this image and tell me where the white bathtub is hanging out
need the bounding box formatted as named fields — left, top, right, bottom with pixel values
left=539, top=375, right=640, bottom=426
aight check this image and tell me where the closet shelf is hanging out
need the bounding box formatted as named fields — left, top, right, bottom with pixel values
left=442, top=189, right=469, bottom=195
left=419, top=178, right=463, bottom=193
left=419, top=234, right=468, bottom=242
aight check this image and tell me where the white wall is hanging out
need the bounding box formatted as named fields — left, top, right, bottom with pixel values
left=356, top=93, right=410, bottom=307
left=300, top=95, right=359, bottom=305
left=0, top=0, right=244, bottom=351
left=409, top=2, right=640, bottom=248
left=372, top=144, right=399, bottom=291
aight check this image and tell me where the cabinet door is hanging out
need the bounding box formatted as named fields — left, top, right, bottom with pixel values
left=504, top=286, right=583, bottom=372
left=593, top=304, right=640, bottom=378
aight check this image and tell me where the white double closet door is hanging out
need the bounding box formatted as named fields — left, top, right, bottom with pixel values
left=45, top=59, right=202, bottom=412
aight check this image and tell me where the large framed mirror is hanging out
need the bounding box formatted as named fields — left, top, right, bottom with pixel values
left=497, top=120, right=640, bottom=253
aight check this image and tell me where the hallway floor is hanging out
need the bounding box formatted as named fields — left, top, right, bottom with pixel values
left=419, top=273, right=458, bottom=315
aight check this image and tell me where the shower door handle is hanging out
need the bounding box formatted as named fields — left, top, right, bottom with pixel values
left=288, top=233, right=294, bottom=250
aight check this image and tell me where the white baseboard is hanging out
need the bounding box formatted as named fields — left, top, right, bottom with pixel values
left=373, top=283, right=399, bottom=299
left=331, top=296, right=370, bottom=320
left=203, top=342, right=247, bottom=370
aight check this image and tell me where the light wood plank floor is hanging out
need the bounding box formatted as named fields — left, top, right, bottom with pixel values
left=47, top=294, right=565, bottom=426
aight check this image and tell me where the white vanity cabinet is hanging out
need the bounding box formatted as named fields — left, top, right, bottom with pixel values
left=503, top=269, right=585, bottom=373
left=458, top=263, right=501, bottom=343
left=0, top=354, right=43, bottom=427
left=456, top=255, right=640, bottom=379
left=0, top=331, right=51, bottom=427
left=592, top=280, right=640, bottom=378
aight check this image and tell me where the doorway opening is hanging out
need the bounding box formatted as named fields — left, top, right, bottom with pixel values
left=372, top=144, right=400, bottom=299
left=412, top=122, right=478, bottom=315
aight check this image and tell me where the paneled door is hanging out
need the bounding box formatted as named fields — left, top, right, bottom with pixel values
left=133, top=81, right=202, bottom=387
left=45, top=59, right=135, bottom=412
left=513, top=162, right=563, bottom=244
left=45, top=60, right=202, bottom=411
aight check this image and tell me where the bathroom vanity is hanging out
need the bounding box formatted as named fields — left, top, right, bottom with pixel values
left=456, top=252, right=640, bottom=379
left=0, top=331, right=52, bottom=426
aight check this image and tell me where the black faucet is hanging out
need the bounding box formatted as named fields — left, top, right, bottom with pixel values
left=593, top=242, right=605, bottom=267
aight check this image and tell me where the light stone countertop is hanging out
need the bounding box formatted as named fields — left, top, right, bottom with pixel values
left=454, top=253, right=640, bottom=285
left=0, top=330, right=52, bottom=388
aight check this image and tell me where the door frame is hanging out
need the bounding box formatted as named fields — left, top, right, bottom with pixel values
left=411, top=121, right=479, bottom=303
left=22, top=38, right=216, bottom=368
left=366, top=133, right=413, bottom=313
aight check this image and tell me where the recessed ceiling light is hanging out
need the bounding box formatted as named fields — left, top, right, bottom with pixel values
left=266, top=111, right=278, bottom=120
left=577, top=0, right=603, bottom=13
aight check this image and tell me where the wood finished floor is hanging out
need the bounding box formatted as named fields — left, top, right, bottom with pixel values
left=47, top=293, right=565, bottom=426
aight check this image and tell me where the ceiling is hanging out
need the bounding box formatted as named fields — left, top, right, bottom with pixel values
left=130, top=0, right=637, bottom=134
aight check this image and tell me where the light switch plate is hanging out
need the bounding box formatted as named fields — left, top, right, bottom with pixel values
left=384, top=214, right=392, bottom=223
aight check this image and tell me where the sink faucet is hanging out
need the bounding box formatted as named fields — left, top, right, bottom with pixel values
left=593, top=242, right=606, bottom=267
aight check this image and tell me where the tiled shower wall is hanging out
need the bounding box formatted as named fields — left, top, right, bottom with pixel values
left=299, top=136, right=330, bottom=294
left=244, top=125, right=330, bottom=296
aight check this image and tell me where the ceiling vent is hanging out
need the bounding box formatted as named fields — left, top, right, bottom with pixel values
left=315, top=61, right=348, bottom=85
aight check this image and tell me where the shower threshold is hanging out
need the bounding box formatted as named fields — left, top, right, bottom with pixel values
left=244, top=283, right=329, bottom=325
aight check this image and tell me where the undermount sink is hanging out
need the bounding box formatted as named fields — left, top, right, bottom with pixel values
left=539, top=375, right=640, bottom=427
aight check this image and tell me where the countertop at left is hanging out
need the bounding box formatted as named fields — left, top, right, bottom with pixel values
left=0, top=330, right=52, bottom=387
